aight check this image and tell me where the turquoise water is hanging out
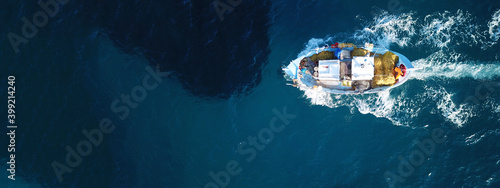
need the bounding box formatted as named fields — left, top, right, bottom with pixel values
left=1, top=0, right=500, bottom=187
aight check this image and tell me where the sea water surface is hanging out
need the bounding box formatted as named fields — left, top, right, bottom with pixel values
left=1, top=0, right=500, bottom=187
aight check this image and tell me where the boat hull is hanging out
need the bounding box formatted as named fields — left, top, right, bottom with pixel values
left=283, top=46, right=414, bottom=94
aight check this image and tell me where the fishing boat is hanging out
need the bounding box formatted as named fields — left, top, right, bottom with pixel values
left=283, top=43, right=416, bottom=94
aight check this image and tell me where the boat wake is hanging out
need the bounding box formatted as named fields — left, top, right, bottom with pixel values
left=300, top=80, right=482, bottom=127
left=412, top=51, right=500, bottom=80
left=488, top=9, right=500, bottom=42
left=293, top=9, right=500, bottom=128
left=352, top=9, right=497, bottom=49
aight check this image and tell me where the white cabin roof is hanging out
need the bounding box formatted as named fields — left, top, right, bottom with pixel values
left=352, top=57, right=374, bottom=80
left=317, top=60, right=340, bottom=81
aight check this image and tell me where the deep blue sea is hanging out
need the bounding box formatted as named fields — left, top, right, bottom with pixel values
left=1, top=0, right=500, bottom=187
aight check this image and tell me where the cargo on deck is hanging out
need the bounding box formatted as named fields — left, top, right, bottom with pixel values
left=283, top=43, right=415, bottom=94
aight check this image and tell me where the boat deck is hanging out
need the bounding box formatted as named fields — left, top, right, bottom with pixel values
left=284, top=44, right=414, bottom=94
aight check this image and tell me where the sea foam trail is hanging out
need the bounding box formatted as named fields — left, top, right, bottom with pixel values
left=412, top=60, right=500, bottom=80
left=411, top=51, right=500, bottom=80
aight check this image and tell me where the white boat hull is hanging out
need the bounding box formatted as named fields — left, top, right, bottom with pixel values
left=283, top=45, right=414, bottom=94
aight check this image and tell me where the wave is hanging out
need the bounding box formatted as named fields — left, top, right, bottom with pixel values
left=297, top=9, right=499, bottom=51
left=301, top=88, right=410, bottom=126
left=488, top=9, right=500, bottom=42
left=418, top=10, right=491, bottom=49
left=351, top=9, right=495, bottom=49
left=465, top=129, right=500, bottom=146
left=420, top=85, right=474, bottom=127
left=353, top=11, right=417, bottom=48
left=300, top=83, right=476, bottom=127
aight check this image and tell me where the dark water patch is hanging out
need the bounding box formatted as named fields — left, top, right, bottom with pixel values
left=80, top=0, right=272, bottom=98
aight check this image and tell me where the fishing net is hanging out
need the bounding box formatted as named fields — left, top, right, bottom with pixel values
left=372, top=51, right=398, bottom=88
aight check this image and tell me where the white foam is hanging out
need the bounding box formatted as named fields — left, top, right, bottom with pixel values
left=300, top=86, right=421, bottom=126
left=299, top=80, right=476, bottom=127
left=421, top=85, right=474, bottom=127
left=352, top=9, right=492, bottom=49
left=411, top=51, right=500, bottom=80
left=488, top=9, right=500, bottom=42
left=353, top=11, right=417, bottom=48
left=417, top=10, right=489, bottom=48
left=485, top=98, right=500, bottom=116
left=465, top=129, right=500, bottom=146
left=487, top=176, right=495, bottom=186
left=288, top=9, right=497, bottom=51
left=301, top=86, right=336, bottom=108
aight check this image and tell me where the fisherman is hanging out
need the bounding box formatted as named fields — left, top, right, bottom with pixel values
left=299, top=57, right=317, bottom=75
left=393, top=66, right=403, bottom=80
